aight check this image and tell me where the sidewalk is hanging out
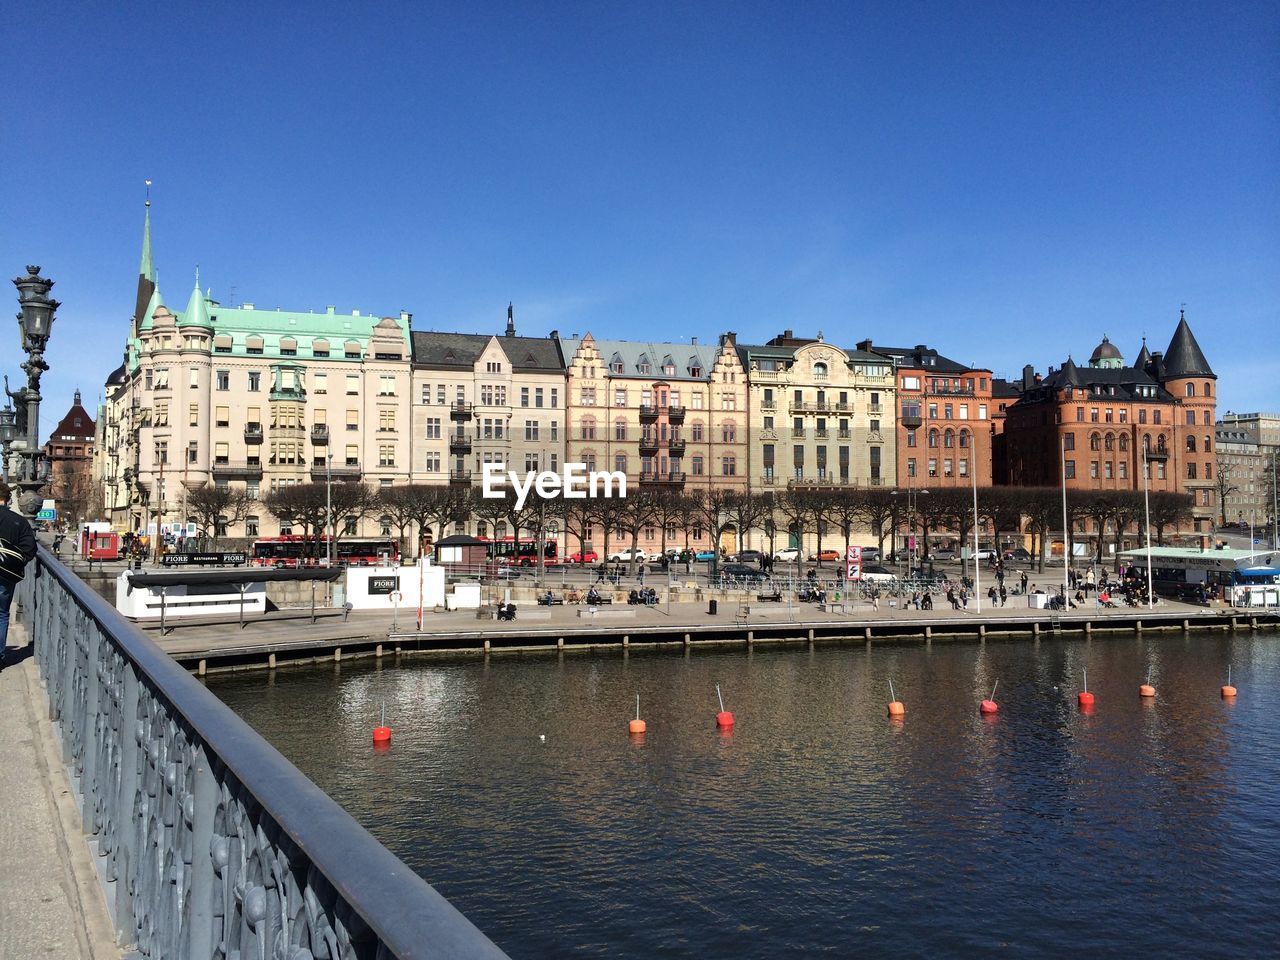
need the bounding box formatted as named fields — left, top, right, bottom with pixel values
left=0, top=626, right=121, bottom=960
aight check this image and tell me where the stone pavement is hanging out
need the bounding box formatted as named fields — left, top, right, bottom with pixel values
left=0, top=625, right=121, bottom=960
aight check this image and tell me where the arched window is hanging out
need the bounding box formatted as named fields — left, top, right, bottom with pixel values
left=959, top=429, right=970, bottom=448
left=495, top=521, right=508, bottom=539
left=1104, top=433, right=1114, bottom=451
left=1204, top=382, right=1212, bottom=397
left=1204, top=435, right=1211, bottom=453
left=1118, top=434, right=1129, bottom=451
left=813, top=361, right=829, bottom=379
left=1157, top=434, right=1167, bottom=452
left=928, top=429, right=939, bottom=448
left=943, top=430, right=954, bottom=448
left=1186, top=435, right=1197, bottom=453
left=1185, top=383, right=1196, bottom=397
left=1142, top=433, right=1151, bottom=452
left=1089, top=433, right=1101, bottom=451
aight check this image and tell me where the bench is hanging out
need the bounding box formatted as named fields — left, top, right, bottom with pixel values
left=756, top=592, right=783, bottom=602
left=583, top=595, right=614, bottom=605
left=536, top=597, right=566, bottom=606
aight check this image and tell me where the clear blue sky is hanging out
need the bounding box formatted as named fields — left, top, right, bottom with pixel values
left=2, top=0, right=1276, bottom=431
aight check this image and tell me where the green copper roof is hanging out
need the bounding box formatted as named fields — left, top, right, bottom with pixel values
left=139, top=204, right=154, bottom=283
left=181, top=274, right=212, bottom=329
left=139, top=283, right=164, bottom=331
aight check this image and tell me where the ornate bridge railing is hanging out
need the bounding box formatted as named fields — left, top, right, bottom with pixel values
left=15, top=545, right=510, bottom=960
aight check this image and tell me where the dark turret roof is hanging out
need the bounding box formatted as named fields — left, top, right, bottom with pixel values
left=1089, top=335, right=1123, bottom=363
left=1134, top=338, right=1152, bottom=369
left=1161, top=312, right=1215, bottom=379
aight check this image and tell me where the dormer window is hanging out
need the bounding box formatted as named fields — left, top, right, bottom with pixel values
left=637, top=354, right=652, bottom=375
left=813, top=361, right=828, bottom=379
left=610, top=352, right=624, bottom=374
left=662, top=355, right=676, bottom=376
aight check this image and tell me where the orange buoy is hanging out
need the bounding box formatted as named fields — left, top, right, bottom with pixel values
left=980, top=680, right=999, bottom=714
left=715, top=684, right=735, bottom=728
left=372, top=703, right=391, bottom=744
left=1139, top=684, right=1156, bottom=698
left=1078, top=668, right=1094, bottom=708
left=887, top=679, right=904, bottom=717
left=1221, top=665, right=1237, bottom=699
left=629, top=694, right=647, bottom=734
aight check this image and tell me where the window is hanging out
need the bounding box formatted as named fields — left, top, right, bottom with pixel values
left=214, top=335, right=232, bottom=353
left=188, top=440, right=198, bottom=464
left=346, top=409, right=359, bottom=431
left=215, top=405, right=229, bottom=428
left=615, top=454, right=627, bottom=473
left=1139, top=409, right=1147, bottom=424
left=312, top=339, right=330, bottom=358
left=907, top=458, right=917, bottom=478
left=690, top=391, right=704, bottom=410
left=1090, top=461, right=1100, bottom=479
left=246, top=516, right=259, bottom=536
left=535, top=388, right=544, bottom=408
left=525, top=420, right=540, bottom=441
left=550, top=388, right=558, bottom=408
left=614, top=388, right=628, bottom=407
left=346, top=375, right=359, bottom=395
left=247, top=371, right=261, bottom=392
left=928, top=429, right=938, bottom=448
left=246, top=335, right=264, bottom=355
left=1187, top=462, right=1198, bottom=479
left=906, top=429, right=916, bottom=448
left=580, top=387, right=596, bottom=406
left=425, top=452, right=441, bottom=472
left=154, top=402, right=169, bottom=426
left=216, top=370, right=229, bottom=391
left=189, top=403, right=200, bottom=427
left=928, top=458, right=937, bottom=477
left=959, top=429, right=970, bottom=448
left=1186, top=435, right=1197, bottom=453
left=691, top=422, right=704, bottom=442
left=344, top=341, right=361, bottom=359
left=943, top=430, right=954, bottom=448
left=580, top=418, right=596, bottom=440
left=378, top=409, right=396, bottom=432
left=1076, top=407, right=1085, bottom=422
left=425, top=417, right=441, bottom=439
left=1185, top=383, right=1195, bottom=397
left=1064, top=460, right=1075, bottom=479
left=550, top=422, right=558, bottom=441
left=188, top=366, right=200, bottom=388
left=345, top=444, right=358, bottom=465
left=1119, top=462, right=1127, bottom=479
left=379, top=375, right=396, bottom=396
left=344, top=516, right=358, bottom=535
left=1090, top=434, right=1101, bottom=451
left=958, top=404, right=968, bottom=420
left=280, top=337, right=297, bottom=357
left=1063, top=434, right=1075, bottom=451
left=614, top=420, right=627, bottom=441
left=691, top=456, right=704, bottom=476
left=315, top=373, right=327, bottom=395
left=902, top=376, right=920, bottom=390
left=958, top=458, right=968, bottom=477
left=721, top=423, right=737, bottom=443
left=1153, top=410, right=1162, bottom=425
left=521, top=387, right=529, bottom=407
left=486, top=361, right=502, bottom=373
left=722, top=456, right=737, bottom=476
left=379, top=445, right=396, bottom=467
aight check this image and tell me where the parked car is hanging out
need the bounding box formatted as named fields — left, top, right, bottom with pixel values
left=808, top=549, right=841, bottom=562
left=734, top=549, right=765, bottom=564
left=773, top=547, right=800, bottom=562
left=567, top=550, right=599, bottom=565
left=1004, top=548, right=1032, bottom=562
left=607, top=548, right=647, bottom=562
left=858, top=564, right=899, bottom=583
left=973, top=548, right=997, bottom=561
left=694, top=550, right=717, bottom=562
left=860, top=547, right=881, bottom=562
left=719, top=563, right=768, bottom=582
left=931, top=549, right=958, bottom=561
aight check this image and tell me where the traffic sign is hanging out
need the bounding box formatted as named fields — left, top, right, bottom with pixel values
left=36, top=508, right=56, bottom=521
left=1254, top=539, right=1262, bottom=545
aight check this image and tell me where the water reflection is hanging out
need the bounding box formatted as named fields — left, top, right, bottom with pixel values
left=209, top=632, right=1280, bottom=959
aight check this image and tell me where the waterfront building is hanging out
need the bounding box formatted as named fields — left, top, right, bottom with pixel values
left=1002, top=314, right=1218, bottom=535
left=43, top=390, right=97, bottom=526
left=867, top=341, right=991, bottom=487
left=1215, top=412, right=1280, bottom=529
left=558, top=332, right=748, bottom=553
left=99, top=202, right=412, bottom=538
left=737, top=331, right=897, bottom=493
left=409, top=307, right=567, bottom=494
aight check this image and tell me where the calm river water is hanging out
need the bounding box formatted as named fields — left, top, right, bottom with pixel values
left=208, top=632, right=1280, bottom=959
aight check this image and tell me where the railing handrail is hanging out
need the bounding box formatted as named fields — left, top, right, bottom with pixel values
left=26, top=544, right=509, bottom=959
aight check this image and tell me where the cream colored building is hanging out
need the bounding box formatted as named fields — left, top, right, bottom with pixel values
left=409, top=314, right=568, bottom=504
left=98, top=204, right=412, bottom=539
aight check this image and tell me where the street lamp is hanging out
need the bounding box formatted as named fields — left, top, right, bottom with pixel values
left=0, top=403, right=16, bottom=482
left=5, top=266, right=59, bottom=516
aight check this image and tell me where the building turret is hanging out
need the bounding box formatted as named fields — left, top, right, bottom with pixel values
left=1160, top=309, right=1215, bottom=380
left=1134, top=337, right=1152, bottom=371
left=179, top=270, right=213, bottom=330
left=1088, top=334, right=1123, bottom=369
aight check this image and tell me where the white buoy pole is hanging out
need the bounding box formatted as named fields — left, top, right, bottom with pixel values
left=716, top=684, right=725, bottom=712
left=990, top=680, right=999, bottom=701
left=635, top=693, right=641, bottom=721
left=889, top=679, right=897, bottom=702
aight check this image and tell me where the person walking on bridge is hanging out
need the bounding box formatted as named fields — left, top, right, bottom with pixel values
left=0, top=482, right=38, bottom=668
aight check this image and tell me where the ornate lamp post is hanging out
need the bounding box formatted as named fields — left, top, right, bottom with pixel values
left=0, top=402, right=16, bottom=482
left=6, top=266, right=59, bottom=516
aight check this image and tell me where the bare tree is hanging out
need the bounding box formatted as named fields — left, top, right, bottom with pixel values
left=186, top=482, right=253, bottom=545
left=1147, top=491, right=1194, bottom=544
left=616, top=488, right=660, bottom=576
left=725, top=491, right=771, bottom=556
left=1215, top=466, right=1240, bottom=527
left=856, top=487, right=897, bottom=558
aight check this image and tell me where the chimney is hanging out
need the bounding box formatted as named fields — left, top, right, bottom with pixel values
left=1022, top=364, right=1035, bottom=390
left=691, top=336, right=697, bottom=345
left=856, top=339, right=873, bottom=352
left=549, top=329, right=558, bottom=339
left=784, top=329, right=793, bottom=339
left=505, top=302, right=515, bottom=337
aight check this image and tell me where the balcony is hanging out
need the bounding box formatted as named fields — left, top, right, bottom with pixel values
left=639, top=435, right=660, bottom=453
left=1145, top=447, right=1169, bottom=461
left=788, top=476, right=856, bottom=489
left=244, top=423, right=263, bottom=444
left=761, top=400, right=777, bottom=411
left=269, top=385, right=306, bottom=402
left=837, top=430, right=852, bottom=440
left=668, top=438, right=687, bottom=455
left=449, top=434, right=472, bottom=452
left=815, top=429, right=829, bottom=439
left=901, top=409, right=923, bottom=428
left=449, top=402, right=473, bottom=420
left=833, top=402, right=852, bottom=413
left=270, top=422, right=305, bottom=437
left=927, top=387, right=975, bottom=397
left=311, top=462, right=362, bottom=482
left=449, top=469, right=473, bottom=485
left=213, top=460, right=263, bottom=480
left=639, top=405, right=659, bottom=420
left=792, top=427, right=806, bottom=438
left=760, top=474, right=776, bottom=486
left=640, top=471, right=686, bottom=485
left=311, top=424, right=329, bottom=445
left=666, top=405, right=686, bottom=423
left=868, top=404, right=883, bottom=415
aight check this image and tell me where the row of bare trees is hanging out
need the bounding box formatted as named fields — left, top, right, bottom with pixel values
left=184, top=480, right=1196, bottom=573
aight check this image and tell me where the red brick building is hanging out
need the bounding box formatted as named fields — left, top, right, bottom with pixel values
left=43, top=390, right=97, bottom=525
left=1003, top=313, right=1217, bottom=532
left=867, top=342, right=997, bottom=487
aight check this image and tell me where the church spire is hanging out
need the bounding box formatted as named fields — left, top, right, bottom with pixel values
left=132, top=181, right=158, bottom=335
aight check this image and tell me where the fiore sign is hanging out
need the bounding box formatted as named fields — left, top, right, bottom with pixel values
left=482, top=463, right=627, bottom=510
left=846, top=545, right=863, bottom=581
left=369, top=575, right=400, bottom=595
left=161, top=552, right=248, bottom=567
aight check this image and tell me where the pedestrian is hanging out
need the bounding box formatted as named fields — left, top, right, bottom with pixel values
left=0, top=482, right=39, bottom=668
left=1019, top=571, right=1028, bottom=594
left=999, top=585, right=1007, bottom=607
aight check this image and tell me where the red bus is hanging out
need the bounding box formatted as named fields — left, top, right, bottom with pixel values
left=480, top=536, right=560, bottom=567
left=251, top=536, right=399, bottom=568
